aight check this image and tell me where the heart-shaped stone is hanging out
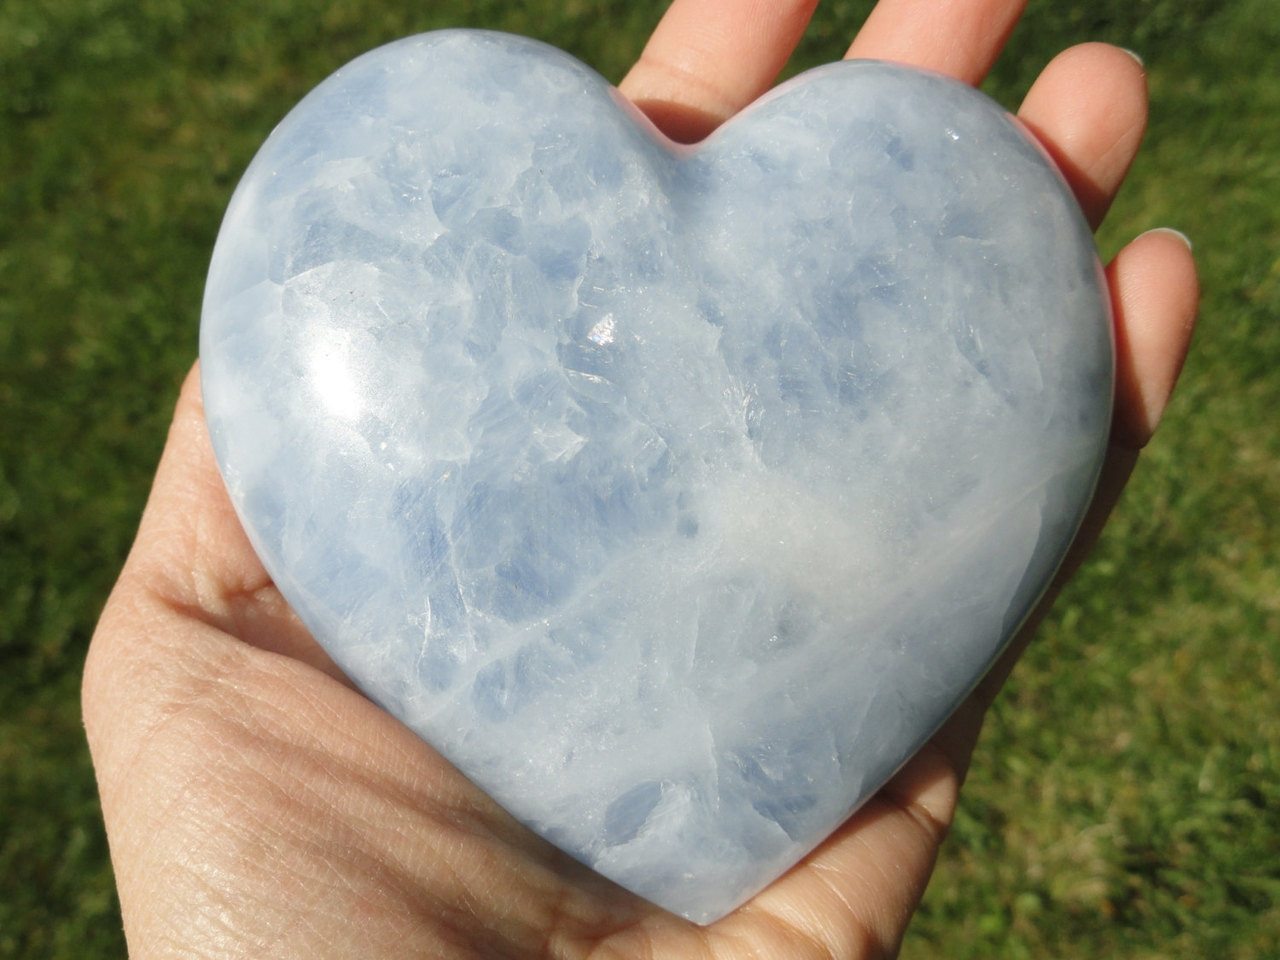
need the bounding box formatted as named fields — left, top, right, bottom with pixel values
left=201, top=30, right=1111, bottom=923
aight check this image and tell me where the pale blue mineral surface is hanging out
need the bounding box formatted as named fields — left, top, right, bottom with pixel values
left=201, top=30, right=1112, bottom=923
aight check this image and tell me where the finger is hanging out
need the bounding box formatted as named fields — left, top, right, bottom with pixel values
left=845, top=0, right=1027, bottom=84
left=929, top=445, right=1139, bottom=777
left=925, top=228, right=1198, bottom=776
left=618, top=0, right=820, bottom=142
left=625, top=231, right=1196, bottom=955
left=1109, top=228, right=1200, bottom=448
left=607, top=248, right=1186, bottom=954
left=104, top=363, right=342, bottom=676
left=1018, top=43, right=1148, bottom=229
left=128, top=365, right=268, bottom=594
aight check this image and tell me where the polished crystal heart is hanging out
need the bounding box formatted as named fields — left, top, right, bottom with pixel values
left=201, top=30, right=1112, bottom=923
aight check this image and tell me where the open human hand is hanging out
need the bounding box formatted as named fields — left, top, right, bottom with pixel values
left=84, top=1, right=1198, bottom=956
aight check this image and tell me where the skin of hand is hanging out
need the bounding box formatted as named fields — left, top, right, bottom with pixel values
left=83, top=0, right=1200, bottom=956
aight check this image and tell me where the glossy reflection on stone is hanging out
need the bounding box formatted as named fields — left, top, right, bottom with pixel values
left=201, top=31, right=1112, bottom=923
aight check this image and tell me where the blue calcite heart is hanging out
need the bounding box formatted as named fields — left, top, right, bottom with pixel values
left=201, top=30, right=1112, bottom=923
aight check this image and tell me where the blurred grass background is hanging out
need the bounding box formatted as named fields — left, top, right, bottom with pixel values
left=1, top=0, right=1276, bottom=956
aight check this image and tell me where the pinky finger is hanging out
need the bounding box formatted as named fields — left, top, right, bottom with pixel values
left=1109, top=228, right=1200, bottom=449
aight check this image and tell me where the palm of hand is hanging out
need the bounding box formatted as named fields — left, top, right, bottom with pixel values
left=84, top=1, right=1198, bottom=956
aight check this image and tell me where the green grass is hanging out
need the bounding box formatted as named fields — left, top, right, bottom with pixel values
left=1, top=1, right=1276, bottom=956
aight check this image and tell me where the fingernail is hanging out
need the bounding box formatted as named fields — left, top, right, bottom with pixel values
left=1121, top=48, right=1145, bottom=68
left=1145, top=227, right=1194, bottom=251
